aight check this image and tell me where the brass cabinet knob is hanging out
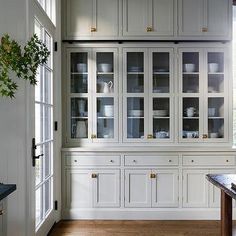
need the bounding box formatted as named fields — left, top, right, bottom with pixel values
left=202, top=134, right=208, bottom=139
left=226, top=160, right=229, bottom=162
left=91, top=27, right=97, bottom=32
left=147, top=134, right=153, bottom=139
left=147, top=26, right=153, bottom=32
left=110, top=160, right=114, bottom=163
left=91, top=173, right=97, bottom=178
left=91, top=134, right=97, bottom=139
left=0, top=210, right=3, bottom=215
left=202, top=27, right=208, bottom=32
left=150, top=173, right=156, bottom=179
left=168, top=159, right=172, bottom=162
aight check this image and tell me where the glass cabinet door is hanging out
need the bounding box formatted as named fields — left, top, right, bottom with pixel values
left=70, top=52, right=89, bottom=139
left=150, top=50, right=172, bottom=140
left=124, top=50, right=146, bottom=140
left=180, top=51, right=201, bottom=140
left=94, top=50, right=118, bottom=141
left=206, top=51, right=225, bottom=139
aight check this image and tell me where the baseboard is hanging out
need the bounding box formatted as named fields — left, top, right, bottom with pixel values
left=62, top=208, right=236, bottom=220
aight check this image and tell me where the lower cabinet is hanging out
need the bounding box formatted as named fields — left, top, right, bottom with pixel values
left=124, top=169, right=179, bottom=208
left=0, top=200, right=6, bottom=236
left=65, top=169, right=120, bottom=208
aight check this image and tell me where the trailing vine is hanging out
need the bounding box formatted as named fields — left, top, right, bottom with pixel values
left=0, top=34, right=50, bottom=98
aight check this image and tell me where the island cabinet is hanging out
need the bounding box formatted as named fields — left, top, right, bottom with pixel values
left=178, top=0, right=231, bottom=39
left=122, top=0, right=174, bottom=37
left=0, top=200, right=6, bottom=236
left=65, top=0, right=119, bottom=39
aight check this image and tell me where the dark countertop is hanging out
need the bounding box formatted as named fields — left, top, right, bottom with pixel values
left=0, top=184, right=16, bottom=201
left=206, top=174, right=236, bottom=200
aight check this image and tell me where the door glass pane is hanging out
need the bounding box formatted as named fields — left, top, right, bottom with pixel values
left=97, top=98, right=114, bottom=139
left=153, top=52, right=169, bottom=93
left=153, top=98, right=170, bottom=139
left=96, top=52, right=114, bottom=93
left=35, top=145, right=43, bottom=186
left=208, top=97, right=224, bottom=138
left=35, top=187, right=42, bottom=227
left=71, top=98, right=88, bottom=139
left=127, top=52, right=144, bottom=93
left=182, top=52, right=199, bottom=93
left=182, top=98, right=199, bottom=139
left=208, top=52, right=224, bottom=93
left=44, top=179, right=51, bottom=215
left=127, top=97, right=144, bottom=138
left=71, top=53, right=88, bottom=93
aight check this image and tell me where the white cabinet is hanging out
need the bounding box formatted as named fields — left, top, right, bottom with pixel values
left=178, top=0, right=230, bottom=38
left=0, top=201, right=3, bottom=236
left=65, top=169, right=120, bottom=208
left=123, top=0, right=174, bottom=36
left=125, top=169, right=178, bottom=208
left=66, top=0, right=119, bottom=38
left=182, top=169, right=209, bottom=208
left=0, top=200, right=6, bottom=236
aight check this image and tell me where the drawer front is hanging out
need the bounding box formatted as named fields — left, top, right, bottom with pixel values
left=183, top=155, right=235, bottom=166
left=66, top=155, right=121, bottom=166
left=125, top=155, right=179, bottom=166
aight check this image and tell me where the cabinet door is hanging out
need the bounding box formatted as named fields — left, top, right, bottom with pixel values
left=151, top=0, right=174, bottom=36
left=123, top=0, right=149, bottom=36
left=92, top=170, right=120, bottom=207
left=125, top=170, right=151, bottom=207
left=209, top=169, right=235, bottom=208
left=178, top=0, right=204, bottom=36
left=94, top=0, right=119, bottom=37
left=0, top=201, right=3, bottom=236
left=205, top=0, right=229, bottom=37
left=65, top=169, right=92, bottom=208
left=152, top=169, right=179, bottom=207
left=66, top=0, right=93, bottom=37
left=183, top=169, right=208, bottom=208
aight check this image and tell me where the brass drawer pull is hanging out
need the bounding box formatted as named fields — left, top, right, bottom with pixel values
left=202, top=134, right=208, bottom=139
left=91, top=173, right=97, bottom=178
left=91, top=27, right=97, bottom=32
left=202, top=27, right=208, bottom=32
left=150, top=173, right=156, bottom=179
left=147, top=26, right=153, bottom=32
left=0, top=210, right=3, bottom=215
left=91, top=134, right=97, bottom=139
left=147, top=134, right=153, bottom=139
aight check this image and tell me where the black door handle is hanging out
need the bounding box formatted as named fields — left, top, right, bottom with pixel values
left=32, top=138, right=44, bottom=167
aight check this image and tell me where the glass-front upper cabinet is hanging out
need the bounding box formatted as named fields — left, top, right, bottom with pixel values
left=149, top=49, right=173, bottom=141
left=93, top=49, right=118, bottom=142
left=179, top=48, right=228, bottom=142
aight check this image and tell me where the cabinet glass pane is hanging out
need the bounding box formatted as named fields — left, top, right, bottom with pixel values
left=152, top=98, right=170, bottom=139
left=71, top=98, right=88, bottom=139
left=97, top=98, right=114, bottom=139
left=153, top=52, right=169, bottom=93
left=71, top=52, right=88, bottom=93
left=96, top=52, right=114, bottom=93
left=127, top=52, right=144, bottom=93
left=208, top=97, right=224, bottom=138
left=182, top=98, right=199, bottom=139
left=127, top=97, right=144, bottom=138
left=182, top=52, right=199, bottom=93
left=208, top=52, right=224, bottom=93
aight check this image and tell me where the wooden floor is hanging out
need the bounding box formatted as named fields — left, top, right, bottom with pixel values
left=49, top=220, right=236, bottom=236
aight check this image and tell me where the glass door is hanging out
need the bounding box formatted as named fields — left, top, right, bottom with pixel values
left=69, top=51, right=90, bottom=142
left=206, top=50, right=226, bottom=140
left=124, top=49, right=147, bottom=141
left=180, top=49, right=203, bottom=141
left=93, top=49, right=118, bottom=141
left=149, top=49, right=173, bottom=141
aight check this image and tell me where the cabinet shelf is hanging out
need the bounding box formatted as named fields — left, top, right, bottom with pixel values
left=97, top=117, right=114, bottom=119
left=71, top=72, right=88, bottom=75
left=153, top=72, right=169, bottom=75
left=127, top=117, right=144, bottom=119
left=182, top=72, right=199, bottom=75
left=71, top=117, right=88, bottom=119
left=127, top=72, right=144, bottom=75
left=153, top=116, right=170, bottom=119
left=208, top=117, right=224, bottom=119
left=97, top=72, right=114, bottom=75
left=183, top=117, right=199, bottom=119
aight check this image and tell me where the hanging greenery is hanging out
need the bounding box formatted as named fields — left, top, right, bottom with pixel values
left=0, top=34, right=50, bottom=98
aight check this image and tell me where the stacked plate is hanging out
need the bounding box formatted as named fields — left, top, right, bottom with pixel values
left=153, top=110, right=168, bottom=117
left=128, top=110, right=144, bottom=117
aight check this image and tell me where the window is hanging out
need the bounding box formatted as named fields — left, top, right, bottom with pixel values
left=36, top=0, right=55, bottom=24
left=233, top=6, right=236, bottom=145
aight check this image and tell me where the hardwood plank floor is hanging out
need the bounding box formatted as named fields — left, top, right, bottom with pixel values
left=48, top=220, right=236, bottom=236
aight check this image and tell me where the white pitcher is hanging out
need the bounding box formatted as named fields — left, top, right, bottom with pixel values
left=102, top=81, right=113, bottom=93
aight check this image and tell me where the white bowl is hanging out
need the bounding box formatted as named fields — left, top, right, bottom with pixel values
left=128, top=110, right=144, bottom=117
left=98, top=63, right=113, bottom=72
left=103, top=105, right=114, bottom=117
left=209, top=132, right=218, bottom=138
left=153, top=110, right=167, bottom=117
left=208, top=63, right=219, bottom=73
left=183, top=63, right=195, bottom=72
left=77, top=63, right=87, bottom=72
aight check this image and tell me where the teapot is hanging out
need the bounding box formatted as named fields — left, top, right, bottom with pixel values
left=100, top=81, right=113, bottom=93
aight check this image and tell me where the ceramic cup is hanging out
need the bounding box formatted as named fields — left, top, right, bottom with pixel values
left=77, top=63, right=87, bottom=72
left=186, top=107, right=196, bottom=117
left=184, top=63, right=195, bottom=72
left=208, top=63, right=219, bottom=73
left=209, top=132, right=218, bottom=138
left=208, top=107, right=216, bottom=117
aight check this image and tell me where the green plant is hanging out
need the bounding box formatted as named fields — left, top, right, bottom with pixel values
left=0, top=34, right=50, bottom=98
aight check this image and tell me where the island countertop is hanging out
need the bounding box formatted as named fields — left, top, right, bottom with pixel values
left=0, top=184, right=16, bottom=201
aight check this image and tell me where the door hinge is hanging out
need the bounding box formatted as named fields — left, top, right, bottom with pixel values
left=54, top=121, right=58, bottom=131
left=54, top=42, right=58, bottom=52
left=54, top=200, right=58, bottom=210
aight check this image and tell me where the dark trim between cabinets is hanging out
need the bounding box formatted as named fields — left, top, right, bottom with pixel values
left=62, top=39, right=230, bottom=44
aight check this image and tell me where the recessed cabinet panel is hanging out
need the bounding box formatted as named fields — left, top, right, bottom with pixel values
left=67, top=0, right=93, bottom=37
left=178, top=0, right=204, bottom=36
left=125, top=170, right=151, bottom=207
left=152, top=169, right=178, bottom=207
left=183, top=169, right=208, bottom=208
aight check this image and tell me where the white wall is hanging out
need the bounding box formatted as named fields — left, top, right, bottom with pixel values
left=0, top=0, right=31, bottom=235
